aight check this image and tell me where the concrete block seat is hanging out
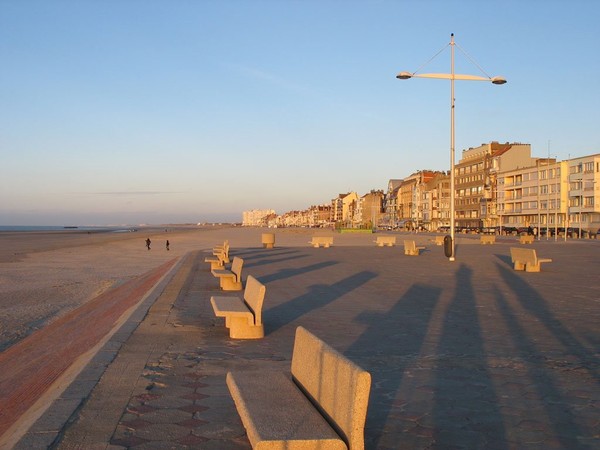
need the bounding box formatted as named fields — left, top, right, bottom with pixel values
left=309, top=236, right=333, bottom=248
left=374, top=235, right=396, bottom=247
left=210, top=275, right=266, bottom=339
left=519, top=235, right=535, bottom=244
left=510, top=247, right=552, bottom=272
left=212, top=256, right=244, bottom=291
left=261, top=233, right=275, bottom=249
left=480, top=235, right=496, bottom=245
left=213, top=239, right=229, bottom=253
left=404, top=240, right=425, bottom=256
left=205, top=241, right=230, bottom=270
left=429, top=235, right=445, bottom=246
left=227, top=326, right=371, bottom=450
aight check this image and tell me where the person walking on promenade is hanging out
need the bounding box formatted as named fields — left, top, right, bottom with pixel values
left=166, top=240, right=170, bottom=251
left=145, top=238, right=151, bottom=250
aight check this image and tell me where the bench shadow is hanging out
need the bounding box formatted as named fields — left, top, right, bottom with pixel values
left=494, top=253, right=513, bottom=267
left=243, top=254, right=309, bottom=269
left=257, top=261, right=339, bottom=284
left=231, top=248, right=300, bottom=261
left=264, top=270, right=377, bottom=335
left=432, top=264, right=507, bottom=448
left=345, top=283, right=441, bottom=448
left=492, top=265, right=592, bottom=449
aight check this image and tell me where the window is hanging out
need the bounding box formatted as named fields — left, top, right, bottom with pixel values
left=585, top=162, right=594, bottom=172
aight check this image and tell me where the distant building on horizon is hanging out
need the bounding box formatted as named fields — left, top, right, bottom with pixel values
left=242, top=209, right=276, bottom=227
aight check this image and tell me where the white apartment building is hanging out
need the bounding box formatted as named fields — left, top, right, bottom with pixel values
left=567, top=154, right=600, bottom=235
left=242, top=209, right=276, bottom=226
left=498, top=153, right=600, bottom=235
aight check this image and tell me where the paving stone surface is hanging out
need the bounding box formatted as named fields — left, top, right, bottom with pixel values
left=13, top=231, right=600, bottom=449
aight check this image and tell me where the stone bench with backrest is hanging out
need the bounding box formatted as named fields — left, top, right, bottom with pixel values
left=404, top=240, right=425, bottom=256
left=205, top=241, right=230, bottom=270
left=309, top=236, right=334, bottom=248
left=519, top=235, right=535, bottom=244
left=374, top=235, right=396, bottom=247
left=205, top=248, right=228, bottom=270
left=212, top=256, right=244, bottom=291
left=226, top=326, right=371, bottom=450
left=430, top=235, right=445, bottom=246
left=480, top=235, right=496, bottom=245
left=510, top=247, right=552, bottom=272
left=261, top=233, right=275, bottom=249
left=213, top=239, right=229, bottom=253
left=210, top=275, right=266, bottom=339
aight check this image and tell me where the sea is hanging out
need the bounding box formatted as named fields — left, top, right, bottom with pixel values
left=0, top=226, right=138, bottom=233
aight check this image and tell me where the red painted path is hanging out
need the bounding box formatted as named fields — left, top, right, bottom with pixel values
left=0, top=258, right=177, bottom=439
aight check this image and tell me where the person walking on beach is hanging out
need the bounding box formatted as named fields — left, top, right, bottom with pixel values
left=166, top=240, right=170, bottom=251
left=145, top=238, right=151, bottom=250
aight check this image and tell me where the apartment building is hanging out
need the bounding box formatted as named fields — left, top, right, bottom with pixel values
left=357, top=190, right=384, bottom=228
left=498, top=159, right=567, bottom=232
left=496, top=153, right=600, bottom=235
left=242, top=209, right=276, bottom=226
left=567, top=154, right=600, bottom=235
left=422, top=172, right=451, bottom=231
left=383, top=179, right=402, bottom=228
left=331, top=192, right=359, bottom=226
left=455, top=142, right=534, bottom=228
left=391, top=171, right=439, bottom=229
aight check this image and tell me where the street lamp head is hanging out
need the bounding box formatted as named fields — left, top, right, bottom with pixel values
left=491, top=76, right=507, bottom=85
left=396, top=71, right=413, bottom=80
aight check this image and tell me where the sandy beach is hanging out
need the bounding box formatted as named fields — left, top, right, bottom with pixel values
left=0, top=225, right=341, bottom=353
left=0, top=226, right=231, bottom=352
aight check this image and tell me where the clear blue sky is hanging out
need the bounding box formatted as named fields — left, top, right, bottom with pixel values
left=1, top=0, right=599, bottom=226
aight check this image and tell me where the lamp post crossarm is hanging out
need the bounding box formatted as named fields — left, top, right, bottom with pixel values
left=398, top=72, right=505, bottom=83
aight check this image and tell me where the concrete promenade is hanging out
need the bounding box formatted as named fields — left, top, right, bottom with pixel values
left=10, top=229, right=600, bottom=449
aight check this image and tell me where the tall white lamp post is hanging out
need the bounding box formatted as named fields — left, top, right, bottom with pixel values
left=397, top=33, right=506, bottom=261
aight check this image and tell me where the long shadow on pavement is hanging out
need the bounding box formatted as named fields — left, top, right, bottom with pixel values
left=492, top=269, right=592, bottom=450
left=347, top=283, right=441, bottom=449
left=497, top=263, right=600, bottom=383
left=433, top=264, right=507, bottom=449
left=258, top=261, right=339, bottom=284
left=265, top=270, right=377, bottom=335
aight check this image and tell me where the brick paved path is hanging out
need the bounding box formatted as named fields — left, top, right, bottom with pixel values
left=0, top=258, right=177, bottom=447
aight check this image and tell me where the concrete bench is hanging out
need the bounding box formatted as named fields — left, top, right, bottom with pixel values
left=374, top=235, right=396, bottom=247
left=519, top=235, right=535, bottom=244
left=404, top=240, right=425, bottom=256
left=430, top=235, right=445, bottom=246
left=510, top=247, right=553, bottom=272
left=261, top=233, right=275, bottom=249
left=480, top=235, right=496, bottom=245
left=226, top=326, right=371, bottom=450
left=205, top=248, right=228, bottom=270
left=212, top=256, right=244, bottom=291
left=309, top=236, right=333, bottom=248
left=213, top=239, right=229, bottom=253
left=210, top=275, right=266, bottom=339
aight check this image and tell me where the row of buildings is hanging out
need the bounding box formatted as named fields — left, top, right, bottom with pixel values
left=242, top=141, right=600, bottom=235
